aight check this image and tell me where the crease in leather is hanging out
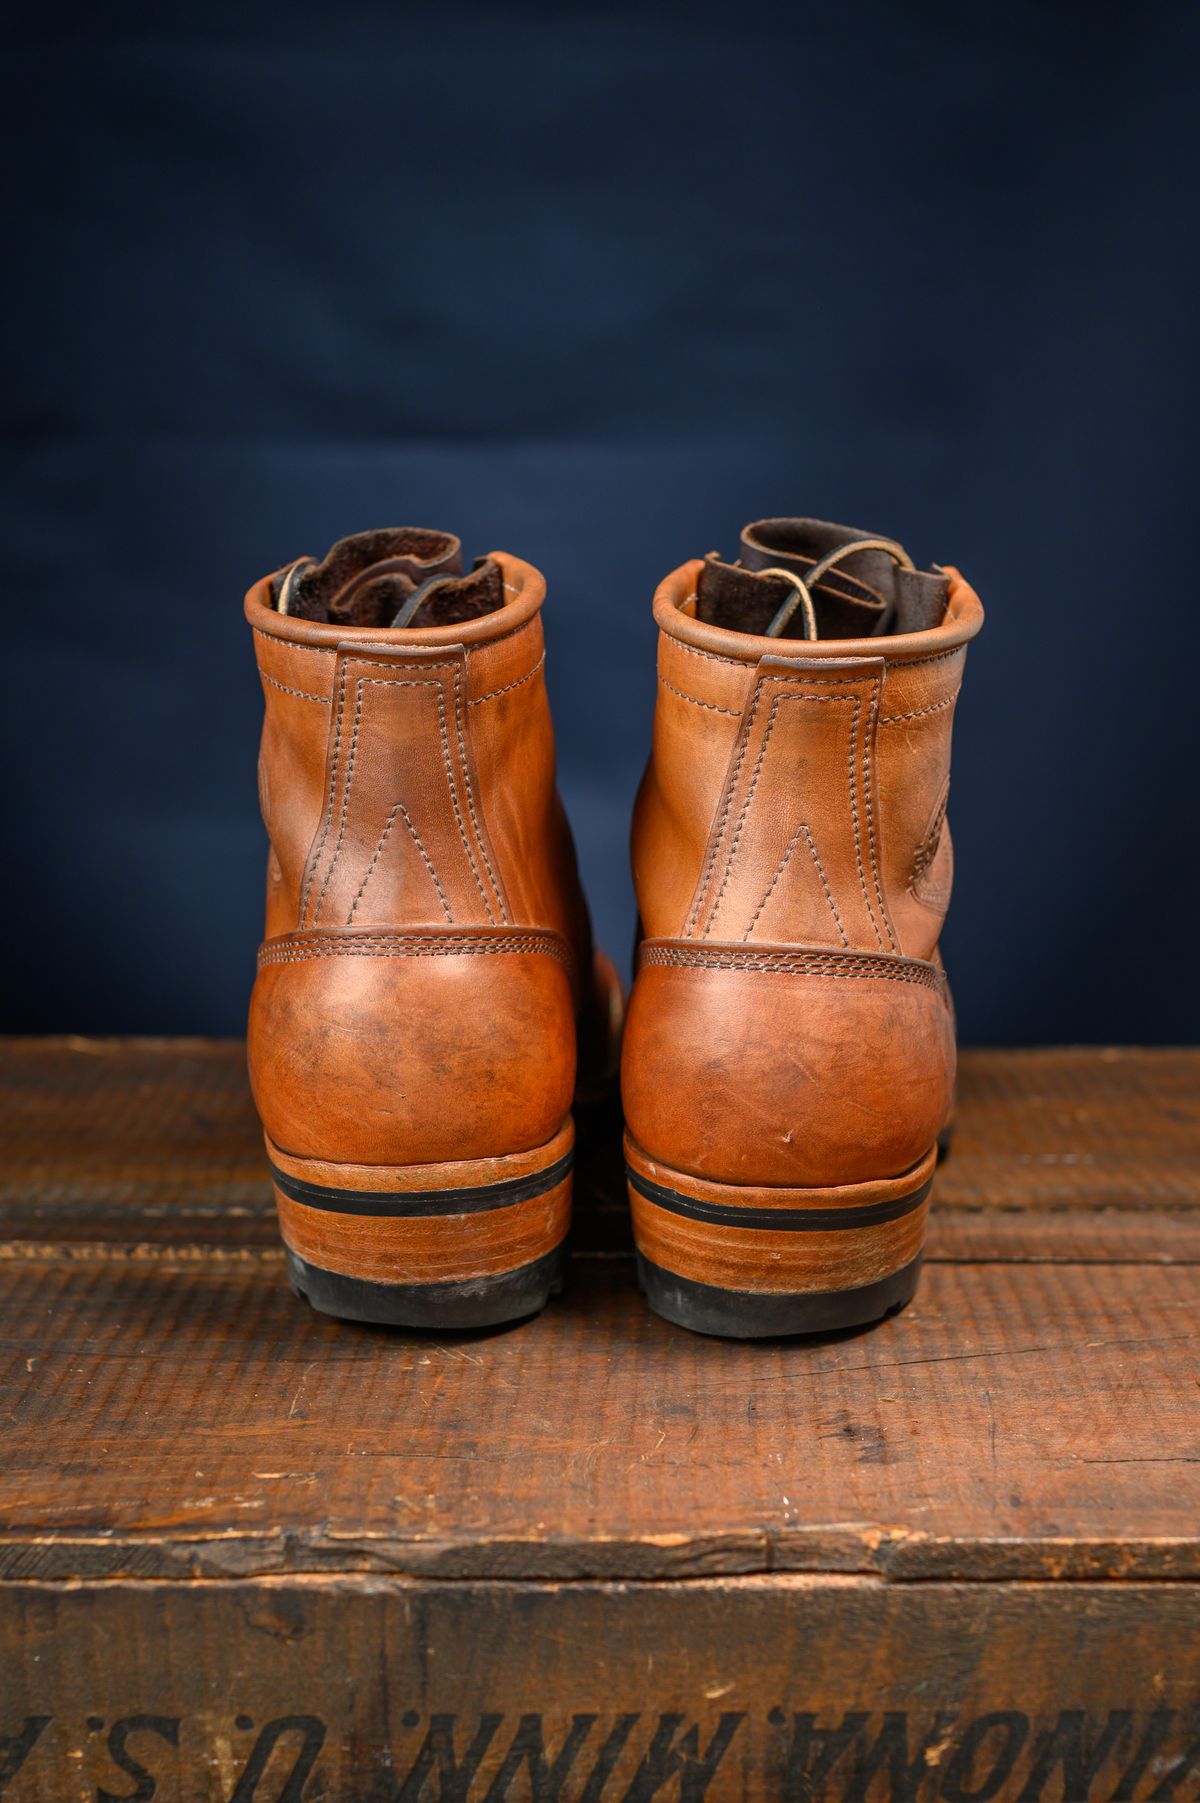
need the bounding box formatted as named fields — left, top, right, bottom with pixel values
left=258, top=925, right=575, bottom=978
left=637, top=940, right=947, bottom=994
left=621, top=522, right=982, bottom=1193
left=247, top=538, right=606, bottom=1169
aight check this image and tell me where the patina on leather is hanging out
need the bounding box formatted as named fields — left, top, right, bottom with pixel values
left=245, top=528, right=613, bottom=1327
left=622, top=517, right=984, bottom=1336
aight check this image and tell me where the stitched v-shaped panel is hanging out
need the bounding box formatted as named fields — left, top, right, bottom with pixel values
left=301, top=649, right=510, bottom=930
left=685, top=661, right=895, bottom=951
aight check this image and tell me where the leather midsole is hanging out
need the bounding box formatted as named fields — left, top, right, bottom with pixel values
left=625, top=1135, right=935, bottom=1296
left=267, top=1120, right=574, bottom=1284
left=626, top=1166, right=932, bottom=1232
left=266, top=1117, right=573, bottom=1205
left=270, top=1149, right=573, bottom=1217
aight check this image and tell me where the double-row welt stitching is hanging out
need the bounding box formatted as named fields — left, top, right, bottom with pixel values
left=639, top=944, right=944, bottom=991
left=258, top=933, right=573, bottom=973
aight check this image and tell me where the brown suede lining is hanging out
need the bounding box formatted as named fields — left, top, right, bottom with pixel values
left=269, top=527, right=505, bottom=629
left=697, top=518, right=950, bottom=640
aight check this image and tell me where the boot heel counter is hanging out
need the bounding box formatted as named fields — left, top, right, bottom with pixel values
left=621, top=947, right=954, bottom=1188
left=248, top=930, right=576, bottom=1165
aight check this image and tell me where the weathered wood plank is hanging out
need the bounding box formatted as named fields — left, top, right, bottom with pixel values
left=1, top=1247, right=1198, bottom=1582
left=0, top=1037, right=270, bottom=1243
left=2, top=1041, right=1199, bottom=1797
left=2, top=1042, right=1199, bottom=1578
left=2, top=1576, right=1198, bottom=1803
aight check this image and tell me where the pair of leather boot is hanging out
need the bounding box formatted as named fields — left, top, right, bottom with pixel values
left=246, top=518, right=983, bottom=1337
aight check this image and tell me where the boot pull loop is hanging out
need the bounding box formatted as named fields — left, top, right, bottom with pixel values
left=762, top=537, right=916, bottom=639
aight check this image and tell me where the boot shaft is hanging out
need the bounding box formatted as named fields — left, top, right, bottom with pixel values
left=633, top=519, right=984, bottom=962
left=247, top=530, right=589, bottom=961
left=245, top=529, right=597, bottom=1193
left=622, top=519, right=984, bottom=1335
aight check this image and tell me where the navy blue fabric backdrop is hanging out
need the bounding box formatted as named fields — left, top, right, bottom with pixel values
left=6, top=1, right=1198, bottom=1040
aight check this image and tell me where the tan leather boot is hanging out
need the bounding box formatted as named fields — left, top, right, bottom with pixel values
left=245, top=528, right=619, bottom=1327
left=622, top=518, right=984, bottom=1336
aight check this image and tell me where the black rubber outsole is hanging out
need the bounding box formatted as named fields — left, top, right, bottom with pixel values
left=636, top=1252, right=922, bottom=1340
left=286, top=1244, right=567, bottom=1330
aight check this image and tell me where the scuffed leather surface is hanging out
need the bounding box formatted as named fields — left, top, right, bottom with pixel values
left=247, top=549, right=593, bottom=1165
left=623, top=534, right=983, bottom=1189
left=633, top=559, right=982, bottom=961
left=623, top=956, right=955, bottom=1187
left=249, top=931, right=575, bottom=1164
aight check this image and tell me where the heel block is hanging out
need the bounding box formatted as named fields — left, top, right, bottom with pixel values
left=625, top=1134, right=935, bottom=1339
left=268, top=1119, right=574, bottom=1329
left=287, top=1243, right=568, bottom=1330
left=636, top=1252, right=922, bottom=1339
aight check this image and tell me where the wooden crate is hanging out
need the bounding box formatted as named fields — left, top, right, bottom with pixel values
left=1, top=1041, right=1198, bottom=1803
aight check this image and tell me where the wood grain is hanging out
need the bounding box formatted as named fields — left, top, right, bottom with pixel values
left=1, top=1037, right=1199, bottom=1584
left=3, top=1577, right=1198, bottom=1803
left=2, top=1040, right=1199, bottom=1801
